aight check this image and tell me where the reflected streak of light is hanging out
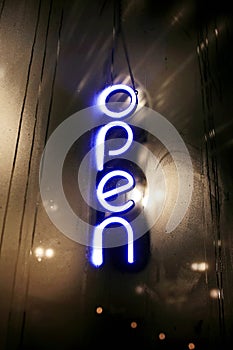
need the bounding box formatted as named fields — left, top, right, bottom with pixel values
left=142, top=195, right=148, bottom=208
left=133, top=5, right=193, bottom=79
left=209, top=128, right=215, bottom=139
left=77, top=38, right=112, bottom=94
left=161, top=53, right=194, bottom=89
left=216, top=118, right=233, bottom=134
left=122, top=0, right=135, bottom=18
left=172, top=15, right=179, bottom=24
left=218, top=137, right=233, bottom=151
left=136, top=82, right=153, bottom=108
left=112, top=73, right=152, bottom=109
left=77, top=74, right=90, bottom=91
left=171, top=9, right=184, bottom=26
left=86, top=34, right=104, bottom=60
left=156, top=98, right=165, bottom=108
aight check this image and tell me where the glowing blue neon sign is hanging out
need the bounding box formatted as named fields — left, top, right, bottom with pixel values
left=91, top=216, right=134, bottom=267
left=96, top=170, right=135, bottom=213
left=95, top=121, right=133, bottom=171
left=96, top=84, right=137, bottom=119
left=91, top=84, right=138, bottom=267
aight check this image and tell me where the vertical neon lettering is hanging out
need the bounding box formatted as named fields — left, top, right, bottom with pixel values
left=95, top=121, right=133, bottom=171
left=91, top=217, right=134, bottom=267
left=96, top=170, right=134, bottom=212
left=91, top=84, right=138, bottom=267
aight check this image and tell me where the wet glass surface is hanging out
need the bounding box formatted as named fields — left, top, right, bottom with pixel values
left=0, top=0, right=232, bottom=349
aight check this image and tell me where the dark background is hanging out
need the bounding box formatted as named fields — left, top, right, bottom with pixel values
left=0, top=0, right=233, bottom=349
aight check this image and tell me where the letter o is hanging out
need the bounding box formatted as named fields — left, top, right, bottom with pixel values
left=97, top=84, right=137, bottom=119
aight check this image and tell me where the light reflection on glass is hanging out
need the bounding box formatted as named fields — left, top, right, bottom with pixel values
left=209, top=129, right=215, bottom=139
left=154, top=189, right=165, bottom=202
left=141, top=188, right=165, bottom=208
left=126, top=180, right=148, bottom=208
left=159, top=332, right=166, bottom=340
left=49, top=199, right=58, bottom=211
left=34, top=247, right=55, bottom=261
left=191, top=262, right=208, bottom=271
left=135, top=285, right=145, bottom=295
left=171, top=10, right=183, bottom=26
left=130, top=321, right=137, bottom=329
left=130, top=187, right=143, bottom=204
left=210, top=288, right=220, bottom=299
left=45, top=248, right=54, bottom=258
left=35, top=247, right=44, bottom=261
left=96, top=306, right=103, bottom=314
left=141, top=195, right=148, bottom=208
left=43, top=199, right=58, bottom=212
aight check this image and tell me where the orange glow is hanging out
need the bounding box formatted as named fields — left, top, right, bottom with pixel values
left=131, top=321, right=137, bottom=329
left=96, top=306, right=103, bottom=314
left=210, top=288, right=220, bottom=299
left=159, top=333, right=166, bottom=340
left=188, top=343, right=195, bottom=349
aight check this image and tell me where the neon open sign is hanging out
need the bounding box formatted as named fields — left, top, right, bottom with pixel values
left=91, top=84, right=138, bottom=267
left=39, top=81, right=193, bottom=264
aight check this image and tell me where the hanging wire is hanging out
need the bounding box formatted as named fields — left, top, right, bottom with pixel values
left=110, top=0, right=118, bottom=84
left=110, top=0, right=137, bottom=94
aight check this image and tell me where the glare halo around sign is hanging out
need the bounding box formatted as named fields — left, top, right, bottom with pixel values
left=97, top=84, right=138, bottom=118
left=39, top=103, right=193, bottom=247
